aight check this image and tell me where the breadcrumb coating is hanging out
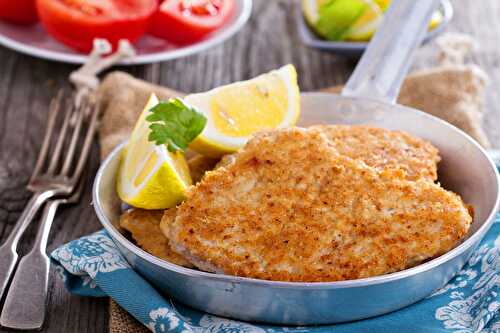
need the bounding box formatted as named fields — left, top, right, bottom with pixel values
left=169, top=128, right=471, bottom=282
left=310, top=125, right=440, bottom=181
left=119, top=208, right=193, bottom=267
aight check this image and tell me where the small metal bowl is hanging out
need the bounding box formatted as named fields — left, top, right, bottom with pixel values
left=297, top=0, right=453, bottom=56
left=93, top=92, right=499, bottom=325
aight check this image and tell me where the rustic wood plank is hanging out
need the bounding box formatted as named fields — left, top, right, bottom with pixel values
left=0, top=53, right=110, bottom=333
left=0, top=49, right=17, bottom=241
left=0, top=0, right=499, bottom=332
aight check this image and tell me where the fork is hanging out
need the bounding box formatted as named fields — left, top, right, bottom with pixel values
left=0, top=90, right=98, bottom=306
left=0, top=177, right=86, bottom=330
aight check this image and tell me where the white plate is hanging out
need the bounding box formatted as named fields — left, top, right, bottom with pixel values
left=0, top=0, right=252, bottom=65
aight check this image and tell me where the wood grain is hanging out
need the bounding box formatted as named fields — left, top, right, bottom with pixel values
left=0, top=0, right=498, bottom=332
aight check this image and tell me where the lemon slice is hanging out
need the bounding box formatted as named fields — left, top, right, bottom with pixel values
left=429, top=10, right=443, bottom=30
left=346, top=3, right=441, bottom=41
left=373, top=0, right=443, bottom=29
left=344, top=0, right=383, bottom=41
left=117, top=94, right=192, bottom=209
left=186, top=64, right=301, bottom=157
left=373, top=0, right=389, bottom=11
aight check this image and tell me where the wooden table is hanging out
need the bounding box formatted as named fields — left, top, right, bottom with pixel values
left=0, top=1, right=498, bottom=332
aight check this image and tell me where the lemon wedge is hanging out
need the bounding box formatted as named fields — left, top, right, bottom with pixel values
left=186, top=64, right=301, bottom=157
left=344, top=0, right=382, bottom=41
left=117, top=94, right=192, bottom=209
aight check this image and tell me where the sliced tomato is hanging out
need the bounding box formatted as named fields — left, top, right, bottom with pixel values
left=150, top=0, right=235, bottom=45
left=36, top=0, right=158, bottom=52
left=0, top=0, right=38, bottom=24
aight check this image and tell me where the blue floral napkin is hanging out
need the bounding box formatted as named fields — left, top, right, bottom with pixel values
left=51, top=215, right=500, bottom=333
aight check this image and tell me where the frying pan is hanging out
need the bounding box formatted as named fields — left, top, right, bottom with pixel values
left=93, top=0, right=500, bottom=325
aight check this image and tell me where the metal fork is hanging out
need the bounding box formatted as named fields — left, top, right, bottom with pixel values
left=0, top=177, right=86, bottom=330
left=0, top=90, right=98, bottom=305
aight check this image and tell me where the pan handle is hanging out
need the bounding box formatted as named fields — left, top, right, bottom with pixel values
left=342, top=0, right=440, bottom=104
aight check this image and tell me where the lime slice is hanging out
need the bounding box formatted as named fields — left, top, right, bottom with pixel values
left=318, top=0, right=368, bottom=40
left=303, top=0, right=368, bottom=41
left=344, top=0, right=383, bottom=41
left=117, top=94, right=192, bottom=209
left=305, top=0, right=443, bottom=42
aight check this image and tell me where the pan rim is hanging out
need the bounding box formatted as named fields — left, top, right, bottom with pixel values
left=93, top=93, right=500, bottom=290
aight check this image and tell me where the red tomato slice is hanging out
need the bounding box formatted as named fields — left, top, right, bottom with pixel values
left=150, top=0, right=235, bottom=45
left=0, top=0, right=38, bottom=24
left=36, top=0, right=158, bottom=52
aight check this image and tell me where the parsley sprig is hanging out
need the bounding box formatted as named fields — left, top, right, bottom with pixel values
left=146, top=98, right=207, bottom=153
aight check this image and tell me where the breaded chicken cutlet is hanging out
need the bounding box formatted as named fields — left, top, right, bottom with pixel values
left=309, top=125, right=440, bottom=181
left=119, top=209, right=193, bottom=267
left=214, top=125, right=440, bottom=181
left=167, top=128, right=471, bottom=282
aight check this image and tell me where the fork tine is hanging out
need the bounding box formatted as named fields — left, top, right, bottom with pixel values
left=60, top=101, right=85, bottom=176
left=47, top=98, right=73, bottom=175
left=71, top=101, right=99, bottom=181
left=30, top=90, right=63, bottom=182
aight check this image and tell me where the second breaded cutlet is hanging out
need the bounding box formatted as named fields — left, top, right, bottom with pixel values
left=119, top=209, right=193, bottom=267
left=168, top=128, right=471, bottom=282
left=309, top=125, right=440, bottom=181
left=187, top=155, right=221, bottom=183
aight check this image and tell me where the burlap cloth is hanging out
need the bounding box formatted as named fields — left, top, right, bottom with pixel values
left=97, top=35, right=490, bottom=332
left=98, top=66, right=489, bottom=162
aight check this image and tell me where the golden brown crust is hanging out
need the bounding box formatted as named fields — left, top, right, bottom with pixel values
left=218, top=153, right=237, bottom=167
left=187, top=155, right=221, bottom=184
left=119, top=209, right=193, bottom=267
left=309, top=125, right=440, bottom=181
left=169, top=128, right=471, bottom=282
left=159, top=208, right=176, bottom=239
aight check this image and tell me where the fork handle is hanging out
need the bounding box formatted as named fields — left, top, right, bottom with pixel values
left=0, top=190, right=54, bottom=302
left=0, top=200, right=60, bottom=330
left=0, top=250, right=50, bottom=330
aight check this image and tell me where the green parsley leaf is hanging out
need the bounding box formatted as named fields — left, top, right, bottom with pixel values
left=146, top=98, right=207, bottom=153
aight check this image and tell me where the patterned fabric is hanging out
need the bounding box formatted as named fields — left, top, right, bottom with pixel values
left=51, top=216, right=500, bottom=333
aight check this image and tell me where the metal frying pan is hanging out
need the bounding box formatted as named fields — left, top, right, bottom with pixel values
left=93, top=0, right=500, bottom=325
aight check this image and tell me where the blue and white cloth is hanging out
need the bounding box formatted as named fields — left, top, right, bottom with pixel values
left=52, top=215, right=500, bottom=333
